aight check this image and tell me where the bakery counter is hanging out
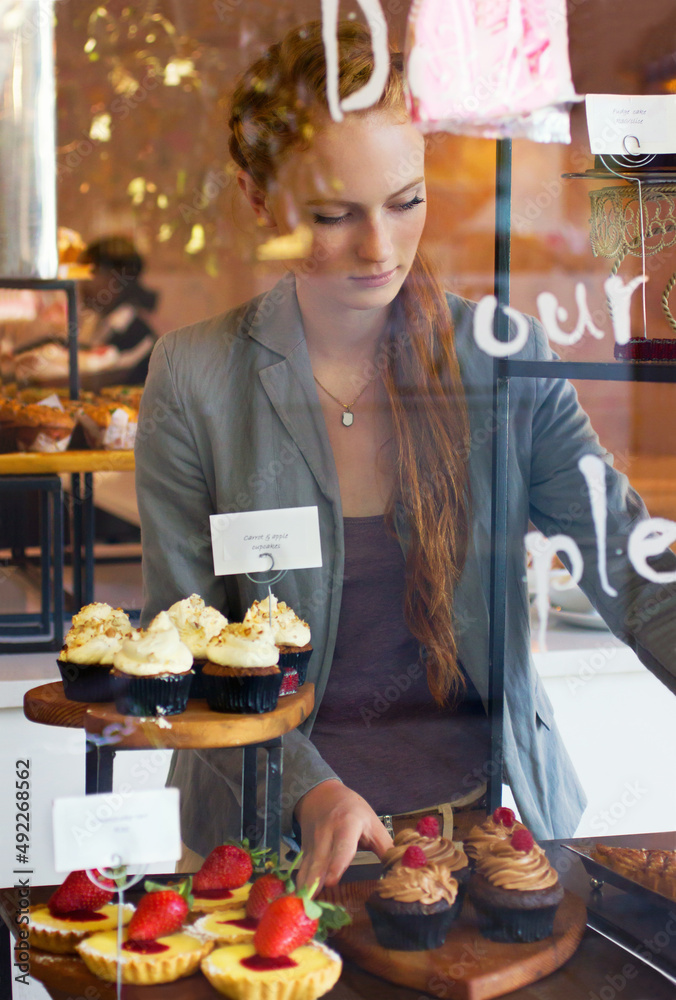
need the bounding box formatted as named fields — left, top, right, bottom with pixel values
left=3, top=834, right=676, bottom=1000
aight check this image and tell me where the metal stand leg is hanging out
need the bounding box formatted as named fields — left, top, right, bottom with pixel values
left=0, top=917, right=11, bottom=1000
left=241, top=746, right=259, bottom=845
left=72, top=473, right=82, bottom=610
left=83, top=473, right=94, bottom=604
left=52, top=484, right=64, bottom=648
left=85, top=741, right=115, bottom=794
left=265, top=740, right=283, bottom=857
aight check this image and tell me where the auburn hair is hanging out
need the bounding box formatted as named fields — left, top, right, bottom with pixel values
left=229, top=21, right=471, bottom=704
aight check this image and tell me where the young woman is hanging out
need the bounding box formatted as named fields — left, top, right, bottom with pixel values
left=136, top=21, right=675, bottom=888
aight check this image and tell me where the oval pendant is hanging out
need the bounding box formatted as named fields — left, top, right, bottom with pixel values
left=341, top=410, right=354, bottom=427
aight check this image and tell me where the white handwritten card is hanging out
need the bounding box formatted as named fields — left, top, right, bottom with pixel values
left=586, top=94, right=676, bottom=155
left=210, top=506, right=322, bottom=576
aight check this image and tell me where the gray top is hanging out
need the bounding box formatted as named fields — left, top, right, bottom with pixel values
left=135, top=273, right=676, bottom=850
left=310, top=514, right=489, bottom=814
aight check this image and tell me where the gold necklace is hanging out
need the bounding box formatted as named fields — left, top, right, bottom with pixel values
left=313, top=370, right=380, bottom=426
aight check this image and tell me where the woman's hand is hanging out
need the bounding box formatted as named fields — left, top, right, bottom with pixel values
left=294, top=779, right=393, bottom=890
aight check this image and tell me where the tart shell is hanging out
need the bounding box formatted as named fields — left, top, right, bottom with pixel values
left=28, top=903, right=134, bottom=954
left=200, top=941, right=342, bottom=1000
left=76, top=930, right=213, bottom=984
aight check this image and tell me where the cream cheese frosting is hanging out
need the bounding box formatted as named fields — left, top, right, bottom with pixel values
left=243, top=594, right=311, bottom=648
left=383, top=829, right=468, bottom=872
left=167, top=594, right=228, bottom=658
left=376, top=863, right=458, bottom=906
left=476, top=839, right=559, bottom=891
left=70, top=602, right=131, bottom=631
left=113, top=611, right=193, bottom=677
left=205, top=621, right=279, bottom=668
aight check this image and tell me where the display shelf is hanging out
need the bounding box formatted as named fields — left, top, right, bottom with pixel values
left=496, top=359, right=676, bottom=382
left=0, top=449, right=134, bottom=475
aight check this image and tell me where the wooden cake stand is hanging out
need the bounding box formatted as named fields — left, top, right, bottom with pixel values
left=23, top=681, right=315, bottom=851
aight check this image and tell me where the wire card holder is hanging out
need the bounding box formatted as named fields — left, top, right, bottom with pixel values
left=86, top=858, right=148, bottom=1000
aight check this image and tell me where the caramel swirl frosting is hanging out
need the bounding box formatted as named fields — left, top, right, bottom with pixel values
left=376, top=863, right=458, bottom=906
left=383, top=829, right=468, bottom=872
left=477, top=840, right=559, bottom=891
left=464, top=817, right=526, bottom=860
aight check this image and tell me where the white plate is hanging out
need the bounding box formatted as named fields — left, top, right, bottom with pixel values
left=548, top=606, right=611, bottom=631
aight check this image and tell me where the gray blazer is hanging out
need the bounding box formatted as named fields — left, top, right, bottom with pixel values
left=136, top=273, right=676, bottom=851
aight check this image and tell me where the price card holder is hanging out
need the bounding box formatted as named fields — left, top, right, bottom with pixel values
left=52, top=788, right=181, bottom=872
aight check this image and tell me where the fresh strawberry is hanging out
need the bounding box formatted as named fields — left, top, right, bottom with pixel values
left=511, top=829, right=535, bottom=853
left=246, top=853, right=299, bottom=920
left=254, top=882, right=350, bottom=958
left=193, top=840, right=267, bottom=893
left=127, top=880, right=192, bottom=942
left=415, top=815, right=440, bottom=838
left=401, top=845, right=428, bottom=869
left=48, top=870, right=115, bottom=916
left=492, top=807, right=516, bottom=828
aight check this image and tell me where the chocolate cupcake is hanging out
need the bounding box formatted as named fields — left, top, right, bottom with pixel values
left=58, top=603, right=133, bottom=702
left=366, top=848, right=461, bottom=951
left=243, top=594, right=312, bottom=686
left=167, top=593, right=228, bottom=698
left=202, top=622, right=282, bottom=714
left=468, top=829, right=564, bottom=943
left=112, top=611, right=193, bottom=716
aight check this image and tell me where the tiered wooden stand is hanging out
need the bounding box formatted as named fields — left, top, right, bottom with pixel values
left=23, top=680, right=315, bottom=851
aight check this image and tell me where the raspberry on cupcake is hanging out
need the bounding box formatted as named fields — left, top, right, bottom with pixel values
left=382, top=815, right=468, bottom=879
left=468, top=828, right=564, bottom=943
left=464, top=806, right=527, bottom=863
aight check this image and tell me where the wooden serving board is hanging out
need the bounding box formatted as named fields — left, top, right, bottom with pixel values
left=0, top=449, right=134, bottom=474
left=321, top=880, right=586, bottom=1000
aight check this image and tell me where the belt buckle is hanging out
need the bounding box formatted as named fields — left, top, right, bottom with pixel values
left=379, top=814, right=395, bottom=839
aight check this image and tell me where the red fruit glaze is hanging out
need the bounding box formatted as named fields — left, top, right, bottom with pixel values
left=511, top=829, right=535, bottom=853
left=415, top=816, right=440, bottom=838
left=122, top=940, right=170, bottom=954
left=492, top=807, right=516, bottom=828
left=52, top=910, right=108, bottom=923
left=48, top=870, right=115, bottom=916
left=127, top=890, right=188, bottom=942
left=219, top=916, right=258, bottom=931
left=193, top=888, right=234, bottom=900
left=254, top=895, right=318, bottom=958
left=401, top=845, right=428, bottom=869
left=241, top=955, right=298, bottom=971
left=246, top=873, right=287, bottom=920
left=193, top=844, right=253, bottom=892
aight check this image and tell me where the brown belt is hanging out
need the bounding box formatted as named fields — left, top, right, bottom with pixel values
left=377, top=782, right=487, bottom=840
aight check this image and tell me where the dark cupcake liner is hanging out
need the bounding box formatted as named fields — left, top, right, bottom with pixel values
left=114, top=671, right=193, bottom=717
left=365, top=892, right=462, bottom=951
left=57, top=659, right=120, bottom=702
left=470, top=898, right=559, bottom=943
left=189, top=658, right=207, bottom=699
left=202, top=670, right=282, bottom=714
left=278, top=646, right=312, bottom=686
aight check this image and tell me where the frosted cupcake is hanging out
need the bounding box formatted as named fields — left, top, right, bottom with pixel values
left=366, top=848, right=461, bottom=951
left=167, top=593, right=228, bottom=698
left=243, top=594, right=312, bottom=688
left=202, top=622, right=282, bottom=714
left=113, top=611, right=193, bottom=716
left=58, top=603, right=133, bottom=701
